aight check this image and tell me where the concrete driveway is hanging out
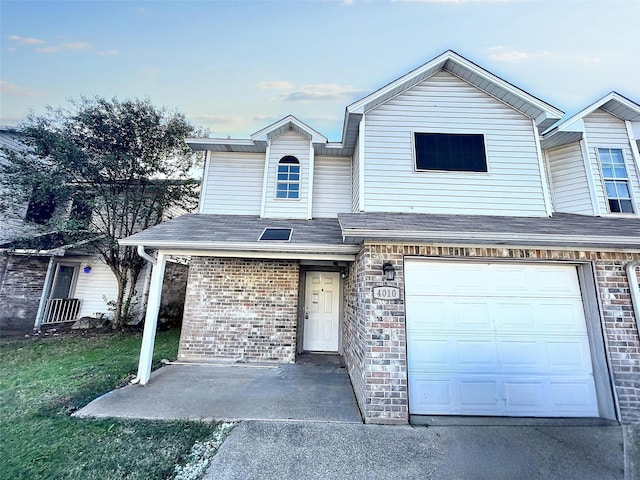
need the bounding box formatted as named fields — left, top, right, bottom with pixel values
left=204, top=421, right=629, bottom=480
left=75, top=354, right=362, bottom=423
left=75, top=354, right=637, bottom=479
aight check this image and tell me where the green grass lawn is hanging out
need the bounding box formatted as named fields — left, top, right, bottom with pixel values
left=0, top=330, right=228, bottom=480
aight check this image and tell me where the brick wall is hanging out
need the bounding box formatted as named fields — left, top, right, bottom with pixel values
left=342, top=252, right=367, bottom=420
left=178, top=256, right=299, bottom=363
left=158, top=261, right=189, bottom=327
left=344, top=244, right=640, bottom=425
left=0, top=255, right=50, bottom=335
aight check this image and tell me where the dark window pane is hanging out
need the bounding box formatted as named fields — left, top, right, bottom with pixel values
left=280, top=156, right=299, bottom=165
left=259, top=228, right=292, bottom=241
left=609, top=199, right=622, bottom=213
left=26, top=190, right=56, bottom=224
left=415, top=133, right=487, bottom=172
left=620, top=200, right=634, bottom=213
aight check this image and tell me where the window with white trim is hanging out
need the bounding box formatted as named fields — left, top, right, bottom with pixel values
left=598, top=148, right=633, bottom=213
left=276, top=156, right=300, bottom=199
left=414, top=133, right=487, bottom=172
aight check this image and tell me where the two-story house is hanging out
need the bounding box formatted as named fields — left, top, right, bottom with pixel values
left=122, top=51, right=640, bottom=425
left=0, top=126, right=190, bottom=335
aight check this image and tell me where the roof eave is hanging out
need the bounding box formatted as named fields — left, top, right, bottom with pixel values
left=341, top=229, right=640, bottom=250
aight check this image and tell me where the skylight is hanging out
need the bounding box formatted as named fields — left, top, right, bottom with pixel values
left=259, top=228, right=292, bottom=241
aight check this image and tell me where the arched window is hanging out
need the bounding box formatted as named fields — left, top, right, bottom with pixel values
left=276, top=156, right=300, bottom=199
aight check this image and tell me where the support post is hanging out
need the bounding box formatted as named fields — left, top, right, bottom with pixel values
left=136, top=250, right=166, bottom=385
left=34, top=256, right=57, bottom=330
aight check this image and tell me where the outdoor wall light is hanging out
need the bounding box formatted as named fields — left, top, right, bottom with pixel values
left=382, top=262, right=396, bottom=281
left=83, top=266, right=92, bottom=273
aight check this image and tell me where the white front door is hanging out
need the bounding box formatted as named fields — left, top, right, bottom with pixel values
left=303, top=272, right=340, bottom=352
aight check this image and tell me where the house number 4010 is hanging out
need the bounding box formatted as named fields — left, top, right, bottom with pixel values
left=373, top=286, right=400, bottom=300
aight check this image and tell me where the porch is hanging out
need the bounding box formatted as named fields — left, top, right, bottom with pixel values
left=75, top=353, right=362, bottom=423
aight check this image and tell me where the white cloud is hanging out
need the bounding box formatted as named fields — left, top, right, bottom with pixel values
left=393, top=0, right=510, bottom=3
left=0, top=80, right=39, bottom=97
left=8, top=34, right=46, bottom=45
left=487, top=47, right=602, bottom=64
left=257, top=81, right=294, bottom=90
left=36, top=42, right=90, bottom=54
left=489, top=50, right=551, bottom=62
left=281, top=83, right=363, bottom=102
left=98, top=49, right=119, bottom=56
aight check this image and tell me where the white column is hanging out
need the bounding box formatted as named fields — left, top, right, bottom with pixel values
left=136, top=250, right=166, bottom=385
left=34, top=256, right=57, bottom=329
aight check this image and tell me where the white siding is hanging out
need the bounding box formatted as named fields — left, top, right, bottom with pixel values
left=363, top=71, right=548, bottom=216
left=352, top=137, right=360, bottom=212
left=584, top=110, right=640, bottom=215
left=312, top=156, right=352, bottom=218
left=200, top=152, right=263, bottom=215
left=546, top=143, right=594, bottom=215
left=73, top=256, right=119, bottom=318
left=263, top=130, right=310, bottom=219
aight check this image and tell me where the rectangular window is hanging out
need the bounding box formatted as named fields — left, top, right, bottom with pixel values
left=598, top=148, right=633, bottom=213
left=276, top=163, right=300, bottom=199
left=414, top=133, right=487, bottom=172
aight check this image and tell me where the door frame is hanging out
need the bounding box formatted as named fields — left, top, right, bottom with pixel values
left=49, top=261, right=80, bottom=300
left=403, top=256, right=617, bottom=421
left=297, top=265, right=346, bottom=356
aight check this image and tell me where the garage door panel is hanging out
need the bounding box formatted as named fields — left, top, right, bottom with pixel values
left=410, top=374, right=598, bottom=416
left=405, top=260, right=599, bottom=417
left=406, top=299, right=492, bottom=332
left=409, top=336, right=593, bottom=375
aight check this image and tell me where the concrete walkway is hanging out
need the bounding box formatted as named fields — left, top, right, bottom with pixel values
left=75, top=355, right=362, bottom=423
left=204, top=421, right=627, bottom=480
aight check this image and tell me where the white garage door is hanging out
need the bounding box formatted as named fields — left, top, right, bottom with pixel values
left=405, top=260, right=599, bottom=417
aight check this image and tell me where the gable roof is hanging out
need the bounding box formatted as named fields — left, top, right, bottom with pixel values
left=186, top=115, right=348, bottom=156
left=541, top=92, right=640, bottom=149
left=342, top=49, right=564, bottom=149
left=187, top=51, right=565, bottom=157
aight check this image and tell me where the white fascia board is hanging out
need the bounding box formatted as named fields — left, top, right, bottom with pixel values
left=346, top=51, right=451, bottom=115
left=449, top=53, right=564, bottom=120
left=346, top=50, right=563, bottom=122
left=118, top=239, right=360, bottom=254
left=543, top=92, right=640, bottom=136
left=540, top=118, right=586, bottom=149
left=341, top=229, right=640, bottom=248
left=158, top=249, right=357, bottom=262
left=186, top=138, right=256, bottom=151
left=368, top=239, right=640, bottom=254
left=251, top=115, right=328, bottom=144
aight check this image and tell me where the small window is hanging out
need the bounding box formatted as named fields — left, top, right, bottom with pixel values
left=276, top=156, right=300, bottom=199
left=414, top=133, right=487, bottom=172
left=25, top=189, right=56, bottom=224
left=599, top=148, right=634, bottom=213
left=259, top=228, right=292, bottom=241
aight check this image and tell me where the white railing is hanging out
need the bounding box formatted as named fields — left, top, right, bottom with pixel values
left=42, top=298, right=81, bottom=324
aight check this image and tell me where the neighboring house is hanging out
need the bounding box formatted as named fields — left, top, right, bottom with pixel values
left=122, top=50, right=640, bottom=425
left=0, top=126, right=190, bottom=335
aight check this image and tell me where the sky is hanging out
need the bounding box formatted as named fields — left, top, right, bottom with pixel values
left=1, top=0, right=639, bottom=141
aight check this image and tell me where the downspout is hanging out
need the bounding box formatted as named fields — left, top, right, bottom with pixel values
left=626, top=258, right=640, bottom=332
left=137, top=245, right=156, bottom=266
left=130, top=245, right=156, bottom=384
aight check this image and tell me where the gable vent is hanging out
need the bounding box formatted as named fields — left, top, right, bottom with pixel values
left=259, top=228, right=292, bottom=241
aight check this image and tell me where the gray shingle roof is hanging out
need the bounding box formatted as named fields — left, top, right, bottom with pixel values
left=120, top=212, right=640, bottom=252
left=338, top=212, right=640, bottom=249
left=120, top=214, right=354, bottom=249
